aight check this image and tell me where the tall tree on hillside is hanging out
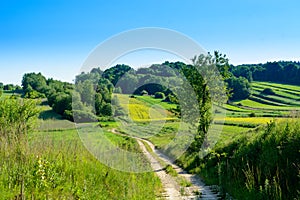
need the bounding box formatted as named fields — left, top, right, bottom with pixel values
left=182, top=52, right=228, bottom=151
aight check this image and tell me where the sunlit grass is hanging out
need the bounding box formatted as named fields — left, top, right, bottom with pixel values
left=254, top=81, right=300, bottom=93
left=116, top=94, right=177, bottom=121
left=215, top=117, right=287, bottom=125
left=234, top=99, right=300, bottom=110
left=1, top=128, right=162, bottom=199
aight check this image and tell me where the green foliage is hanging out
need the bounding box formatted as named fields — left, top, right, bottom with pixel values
left=230, top=61, right=300, bottom=85
left=99, top=103, right=113, bottom=116
left=180, top=52, right=228, bottom=151
left=164, top=164, right=178, bottom=177
left=24, top=88, right=45, bottom=99
left=154, top=92, right=165, bottom=99
left=249, top=112, right=256, bottom=117
left=52, top=92, right=72, bottom=115
left=67, top=110, right=98, bottom=122
left=3, top=84, right=15, bottom=91
left=178, top=120, right=300, bottom=200
left=116, top=73, right=138, bottom=94
left=140, top=90, right=148, bottom=95
left=0, top=98, right=40, bottom=141
left=22, top=72, right=47, bottom=93
left=227, top=76, right=251, bottom=100
left=114, top=86, right=122, bottom=94
left=75, top=68, right=102, bottom=84
left=0, top=129, right=162, bottom=199
left=261, top=88, right=276, bottom=95
left=102, top=64, right=132, bottom=85
left=0, top=88, right=2, bottom=98
left=76, top=80, right=95, bottom=106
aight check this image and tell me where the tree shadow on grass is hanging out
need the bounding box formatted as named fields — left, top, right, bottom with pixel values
left=39, top=109, right=63, bottom=120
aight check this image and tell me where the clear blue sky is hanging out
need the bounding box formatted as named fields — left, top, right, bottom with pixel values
left=1, top=0, right=299, bottom=84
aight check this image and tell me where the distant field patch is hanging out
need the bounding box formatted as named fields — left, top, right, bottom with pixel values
left=116, top=94, right=177, bottom=122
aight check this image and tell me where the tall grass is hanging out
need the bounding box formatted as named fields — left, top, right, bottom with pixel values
left=0, top=98, right=162, bottom=199
left=177, top=120, right=300, bottom=200
left=0, top=129, right=162, bottom=199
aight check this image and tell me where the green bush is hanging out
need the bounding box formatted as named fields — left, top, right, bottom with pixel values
left=154, top=92, right=165, bottom=99
left=24, top=90, right=46, bottom=99
left=249, top=112, right=256, bottom=117
left=0, top=98, right=40, bottom=140
left=71, top=110, right=98, bottom=123
left=261, top=88, right=276, bottom=95
left=164, top=164, right=178, bottom=177
left=140, top=90, right=148, bottom=96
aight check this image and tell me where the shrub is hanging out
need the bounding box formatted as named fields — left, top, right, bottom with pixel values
left=261, top=88, right=275, bottom=95
left=140, top=90, right=148, bottom=96
left=227, top=76, right=251, bottom=100
left=0, top=98, right=40, bottom=141
left=164, top=164, right=178, bottom=177
left=114, top=86, right=122, bottom=94
left=154, top=92, right=165, bottom=99
left=249, top=112, right=256, bottom=117
left=71, top=110, right=98, bottom=123
left=24, top=90, right=46, bottom=99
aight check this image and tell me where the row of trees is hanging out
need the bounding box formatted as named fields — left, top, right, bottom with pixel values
left=230, top=61, right=300, bottom=84
left=19, top=52, right=252, bottom=122
left=21, top=70, right=117, bottom=122
left=0, top=82, right=22, bottom=98
left=21, top=53, right=300, bottom=123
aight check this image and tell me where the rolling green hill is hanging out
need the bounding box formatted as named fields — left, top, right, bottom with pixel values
left=219, top=81, right=300, bottom=118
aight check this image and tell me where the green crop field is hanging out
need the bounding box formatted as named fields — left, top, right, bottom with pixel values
left=229, top=81, right=300, bottom=113
left=254, top=81, right=300, bottom=93
left=115, top=94, right=177, bottom=122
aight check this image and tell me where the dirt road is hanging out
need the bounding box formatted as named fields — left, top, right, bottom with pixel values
left=111, top=128, right=218, bottom=199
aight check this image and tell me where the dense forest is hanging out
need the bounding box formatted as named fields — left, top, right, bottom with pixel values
left=230, top=61, right=300, bottom=84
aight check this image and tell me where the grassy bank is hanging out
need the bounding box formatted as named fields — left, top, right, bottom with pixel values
left=177, top=120, right=300, bottom=200
left=0, top=125, right=162, bottom=199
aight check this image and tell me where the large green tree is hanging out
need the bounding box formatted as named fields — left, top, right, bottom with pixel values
left=22, top=72, right=47, bottom=92
left=226, top=76, right=251, bottom=100
left=181, top=52, right=228, bottom=151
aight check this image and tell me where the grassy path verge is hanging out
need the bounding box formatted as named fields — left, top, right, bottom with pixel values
left=111, top=128, right=218, bottom=200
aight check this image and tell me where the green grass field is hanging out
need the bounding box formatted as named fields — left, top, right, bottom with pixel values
left=231, top=81, right=300, bottom=112
left=1, top=125, right=163, bottom=199
left=1, top=80, right=299, bottom=199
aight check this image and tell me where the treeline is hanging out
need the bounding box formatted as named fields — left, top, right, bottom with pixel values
left=16, top=57, right=223, bottom=122
left=230, top=61, right=300, bottom=85
left=0, top=82, right=22, bottom=97
left=94, top=61, right=250, bottom=101
left=17, top=58, right=250, bottom=121
left=17, top=59, right=300, bottom=121
left=21, top=72, right=117, bottom=122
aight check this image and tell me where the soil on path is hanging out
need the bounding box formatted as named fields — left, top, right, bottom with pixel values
left=111, top=128, right=218, bottom=200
